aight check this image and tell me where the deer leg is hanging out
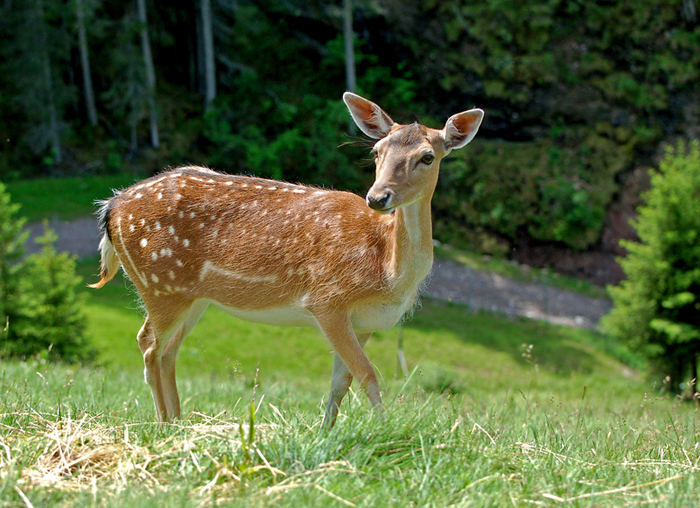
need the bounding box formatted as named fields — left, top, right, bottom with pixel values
left=160, top=300, right=209, bottom=420
left=314, top=311, right=381, bottom=423
left=324, top=332, right=372, bottom=428
left=137, top=316, right=170, bottom=422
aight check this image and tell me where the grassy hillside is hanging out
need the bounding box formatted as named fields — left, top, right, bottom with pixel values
left=1, top=179, right=697, bottom=506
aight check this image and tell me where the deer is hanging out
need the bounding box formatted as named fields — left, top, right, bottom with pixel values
left=89, top=93, right=483, bottom=428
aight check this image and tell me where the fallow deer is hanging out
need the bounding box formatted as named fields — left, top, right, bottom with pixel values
left=90, top=93, right=483, bottom=427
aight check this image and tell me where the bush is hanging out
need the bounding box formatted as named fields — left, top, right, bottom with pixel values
left=0, top=181, right=92, bottom=362
left=0, top=180, right=27, bottom=340
left=8, top=224, right=93, bottom=363
left=602, top=140, right=700, bottom=395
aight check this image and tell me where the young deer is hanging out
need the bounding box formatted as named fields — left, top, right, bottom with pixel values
left=90, top=93, right=483, bottom=427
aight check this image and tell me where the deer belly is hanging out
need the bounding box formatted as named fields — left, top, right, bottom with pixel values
left=352, top=293, right=418, bottom=333
left=211, top=301, right=317, bottom=328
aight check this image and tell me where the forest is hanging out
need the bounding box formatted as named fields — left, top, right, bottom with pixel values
left=1, top=0, right=699, bottom=285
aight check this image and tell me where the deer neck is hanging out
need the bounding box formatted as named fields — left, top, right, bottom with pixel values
left=388, top=196, right=434, bottom=291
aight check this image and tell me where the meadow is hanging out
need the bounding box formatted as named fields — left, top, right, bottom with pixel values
left=1, top=177, right=699, bottom=506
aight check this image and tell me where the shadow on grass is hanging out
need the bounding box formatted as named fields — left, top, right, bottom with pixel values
left=406, top=299, right=606, bottom=376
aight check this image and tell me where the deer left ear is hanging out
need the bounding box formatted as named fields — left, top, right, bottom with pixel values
left=440, top=109, right=484, bottom=153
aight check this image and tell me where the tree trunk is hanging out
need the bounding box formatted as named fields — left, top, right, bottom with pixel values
left=200, top=0, right=216, bottom=109
left=136, top=0, right=159, bottom=148
left=37, top=0, right=62, bottom=164
left=343, top=0, right=356, bottom=134
left=343, top=0, right=356, bottom=93
left=76, top=0, right=98, bottom=127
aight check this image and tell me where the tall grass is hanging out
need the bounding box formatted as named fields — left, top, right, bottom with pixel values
left=0, top=358, right=698, bottom=507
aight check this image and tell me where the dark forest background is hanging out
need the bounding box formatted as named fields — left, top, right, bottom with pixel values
left=2, top=0, right=699, bottom=286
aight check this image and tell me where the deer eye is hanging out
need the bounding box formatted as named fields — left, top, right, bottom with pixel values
left=420, top=154, right=435, bottom=165
left=371, top=148, right=378, bottom=159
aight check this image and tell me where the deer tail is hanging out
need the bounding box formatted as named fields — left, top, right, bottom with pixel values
left=88, top=199, right=120, bottom=289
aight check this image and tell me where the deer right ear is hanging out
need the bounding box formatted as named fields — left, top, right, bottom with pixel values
left=343, top=92, right=396, bottom=139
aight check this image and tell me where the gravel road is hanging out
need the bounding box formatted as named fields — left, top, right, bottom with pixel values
left=27, top=216, right=612, bottom=330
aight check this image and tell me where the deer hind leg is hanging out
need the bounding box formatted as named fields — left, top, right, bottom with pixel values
left=160, top=300, right=210, bottom=420
left=137, top=316, right=170, bottom=422
left=324, top=332, right=372, bottom=429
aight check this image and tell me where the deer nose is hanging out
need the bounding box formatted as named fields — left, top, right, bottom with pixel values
left=366, top=192, right=393, bottom=211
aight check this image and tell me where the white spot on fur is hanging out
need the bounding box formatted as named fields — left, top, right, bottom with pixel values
left=293, top=189, right=306, bottom=194
left=183, top=239, right=190, bottom=247
left=176, top=259, right=184, bottom=267
left=135, top=193, right=143, bottom=199
left=255, top=185, right=263, bottom=189
left=155, top=221, right=161, bottom=230
left=175, top=194, right=183, bottom=200
left=169, top=271, right=175, bottom=280
left=225, top=181, right=233, bottom=186
left=179, top=211, right=184, bottom=218
left=151, top=252, right=158, bottom=261
left=190, top=212, right=196, bottom=218
left=151, top=274, right=159, bottom=283
left=157, top=193, right=163, bottom=200
left=140, top=238, right=148, bottom=248
left=129, top=224, right=135, bottom=232
left=169, top=226, right=176, bottom=235
left=199, top=261, right=278, bottom=284
left=128, top=214, right=133, bottom=220
left=140, top=219, right=146, bottom=226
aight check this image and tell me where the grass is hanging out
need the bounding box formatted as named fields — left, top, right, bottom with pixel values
left=0, top=257, right=697, bottom=506
left=6, top=174, right=142, bottom=222
left=2, top=176, right=696, bottom=505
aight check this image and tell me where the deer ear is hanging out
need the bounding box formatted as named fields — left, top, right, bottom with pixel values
left=440, top=109, right=484, bottom=153
left=343, top=92, right=396, bottom=139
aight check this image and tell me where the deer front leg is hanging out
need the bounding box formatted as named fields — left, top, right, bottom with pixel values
left=314, top=310, right=381, bottom=425
left=324, top=333, right=372, bottom=428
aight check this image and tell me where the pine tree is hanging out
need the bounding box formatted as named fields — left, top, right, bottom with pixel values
left=602, top=140, right=700, bottom=396
left=0, top=181, right=28, bottom=345
left=11, top=224, right=93, bottom=362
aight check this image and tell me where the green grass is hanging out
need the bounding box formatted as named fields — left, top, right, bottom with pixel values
left=1, top=256, right=694, bottom=506
left=2, top=181, right=696, bottom=506
left=6, top=174, right=142, bottom=222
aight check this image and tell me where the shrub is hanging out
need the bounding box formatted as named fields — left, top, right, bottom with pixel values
left=8, top=224, right=93, bottom=362
left=0, top=180, right=27, bottom=341
left=602, top=140, right=700, bottom=395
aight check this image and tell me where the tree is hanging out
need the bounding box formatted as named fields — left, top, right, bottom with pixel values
left=0, top=181, right=28, bottom=340
left=75, top=0, right=99, bottom=127
left=602, top=140, right=700, bottom=396
left=200, top=0, right=216, bottom=109
left=5, top=0, right=73, bottom=165
left=11, top=224, right=92, bottom=362
left=136, top=0, right=159, bottom=148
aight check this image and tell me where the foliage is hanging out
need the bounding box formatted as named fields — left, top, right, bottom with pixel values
left=602, top=140, right=700, bottom=394
left=0, top=181, right=28, bottom=339
left=0, top=183, right=91, bottom=362
left=435, top=129, right=629, bottom=251
left=2, top=0, right=700, bottom=252
left=6, top=224, right=93, bottom=363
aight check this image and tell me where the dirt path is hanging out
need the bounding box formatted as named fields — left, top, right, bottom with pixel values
left=28, top=217, right=612, bottom=330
